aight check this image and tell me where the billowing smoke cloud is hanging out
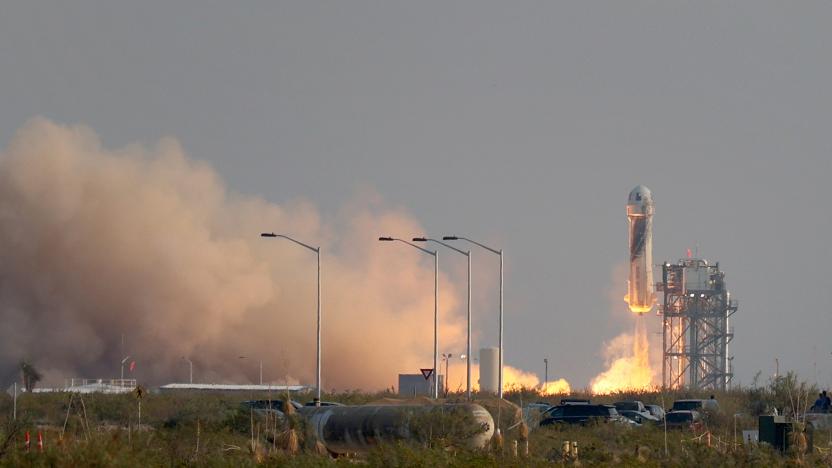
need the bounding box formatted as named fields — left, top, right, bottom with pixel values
left=0, top=118, right=473, bottom=390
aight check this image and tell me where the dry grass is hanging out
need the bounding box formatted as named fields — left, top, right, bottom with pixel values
left=0, top=374, right=828, bottom=466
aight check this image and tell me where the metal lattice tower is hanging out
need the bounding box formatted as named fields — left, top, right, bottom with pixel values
left=658, top=259, right=737, bottom=391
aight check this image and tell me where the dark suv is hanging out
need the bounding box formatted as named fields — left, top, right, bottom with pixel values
left=540, top=404, right=620, bottom=426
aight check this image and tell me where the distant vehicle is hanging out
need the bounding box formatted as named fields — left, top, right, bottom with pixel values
left=526, top=402, right=553, bottom=412
left=243, top=399, right=303, bottom=422
left=540, top=404, right=621, bottom=426
left=645, top=404, right=666, bottom=420
left=618, top=409, right=660, bottom=425
left=805, top=412, right=832, bottom=431
left=671, top=399, right=719, bottom=413
left=560, top=398, right=591, bottom=405
left=613, top=401, right=658, bottom=425
left=664, top=410, right=703, bottom=431
left=244, top=399, right=302, bottom=411
left=614, top=400, right=647, bottom=413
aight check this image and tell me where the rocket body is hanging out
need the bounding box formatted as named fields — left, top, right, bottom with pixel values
left=626, top=185, right=655, bottom=314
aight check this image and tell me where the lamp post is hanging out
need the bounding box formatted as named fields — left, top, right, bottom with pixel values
left=544, top=358, right=548, bottom=390
left=379, top=237, right=439, bottom=399
left=238, top=356, right=263, bottom=385
left=120, top=356, right=131, bottom=383
left=414, top=237, right=472, bottom=400
left=443, top=235, right=503, bottom=399
left=261, top=233, right=321, bottom=406
left=182, top=356, right=193, bottom=384
left=442, top=353, right=453, bottom=396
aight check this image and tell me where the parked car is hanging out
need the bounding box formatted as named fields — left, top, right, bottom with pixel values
left=244, top=399, right=302, bottom=411
left=304, top=401, right=345, bottom=407
left=671, top=399, right=719, bottom=413
left=618, top=409, right=661, bottom=425
left=613, top=401, right=659, bottom=425
left=645, top=404, right=666, bottom=421
left=560, top=398, right=591, bottom=405
left=526, top=402, right=553, bottom=412
left=540, top=404, right=622, bottom=426
left=805, top=412, right=832, bottom=431
left=614, top=400, right=648, bottom=413
left=664, top=410, right=703, bottom=431
left=243, top=399, right=303, bottom=421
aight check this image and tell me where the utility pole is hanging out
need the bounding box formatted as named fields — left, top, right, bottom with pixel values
left=261, top=233, right=322, bottom=405
left=379, top=237, right=440, bottom=399
left=443, top=236, right=503, bottom=399
left=414, top=237, right=471, bottom=399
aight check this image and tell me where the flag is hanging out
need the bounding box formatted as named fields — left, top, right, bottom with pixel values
left=686, top=248, right=692, bottom=258
left=129, top=361, right=136, bottom=372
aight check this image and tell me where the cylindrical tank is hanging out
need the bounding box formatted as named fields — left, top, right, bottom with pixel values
left=301, top=403, right=494, bottom=454
left=626, top=185, right=655, bottom=314
left=479, top=347, right=499, bottom=394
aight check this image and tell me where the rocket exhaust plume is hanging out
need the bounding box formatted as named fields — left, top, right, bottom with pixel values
left=625, top=185, right=654, bottom=315
left=0, top=118, right=480, bottom=389
left=590, top=317, right=655, bottom=394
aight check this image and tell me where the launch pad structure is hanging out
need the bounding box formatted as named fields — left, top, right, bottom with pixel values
left=658, top=258, right=737, bottom=391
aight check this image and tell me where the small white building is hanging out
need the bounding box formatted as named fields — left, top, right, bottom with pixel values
left=158, top=383, right=310, bottom=393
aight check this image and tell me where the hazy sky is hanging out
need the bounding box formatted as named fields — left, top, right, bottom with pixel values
left=1, top=1, right=830, bottom=388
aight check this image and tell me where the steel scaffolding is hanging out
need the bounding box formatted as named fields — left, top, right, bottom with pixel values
left=658, top=259, right=737, bottom=391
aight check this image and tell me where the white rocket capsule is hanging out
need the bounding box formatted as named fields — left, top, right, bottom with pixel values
left=626, top=185, right=655, bottom=314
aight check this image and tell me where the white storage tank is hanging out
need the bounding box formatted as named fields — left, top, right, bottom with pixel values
left=479, top=347, right=499, bottom=394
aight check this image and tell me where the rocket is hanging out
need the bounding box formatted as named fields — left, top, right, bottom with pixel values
left=626, top=185, right=655, bottom=314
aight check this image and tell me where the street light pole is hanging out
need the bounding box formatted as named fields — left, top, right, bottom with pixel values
left=379, top=237, right=439, bottom=399
left=443, top=236, right=504, bottom=399
left=261, top=233, right=322, bottom=406
left=442, top=353, right=453, bottom=396
left=121, top=356, right=131, bottom=383
left=544, top=358, right=548, bottom=390
left=414, top=237, right=472, bottom=400
left=182, top=357, right=193, bottom=384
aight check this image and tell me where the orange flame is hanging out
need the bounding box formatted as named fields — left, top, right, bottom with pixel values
left=540, top=378, right=572, bottom=395
left=445, top=362, right=571, bottom=395
left=590, top=318, right=656, bottom=394
left=624, top=293, right=654, bottom=314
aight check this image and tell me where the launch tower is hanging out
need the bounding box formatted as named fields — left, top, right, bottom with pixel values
left=658, top=258, right=737, bottom=391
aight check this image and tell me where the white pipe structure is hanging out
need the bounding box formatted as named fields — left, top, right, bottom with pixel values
left=414, top=237, right=472, bottom=400
left=443, top=236, right=503, bottom=399
left=379, top=237, right=440, bottom=399
left=261, top=233, right=322, bottom=406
